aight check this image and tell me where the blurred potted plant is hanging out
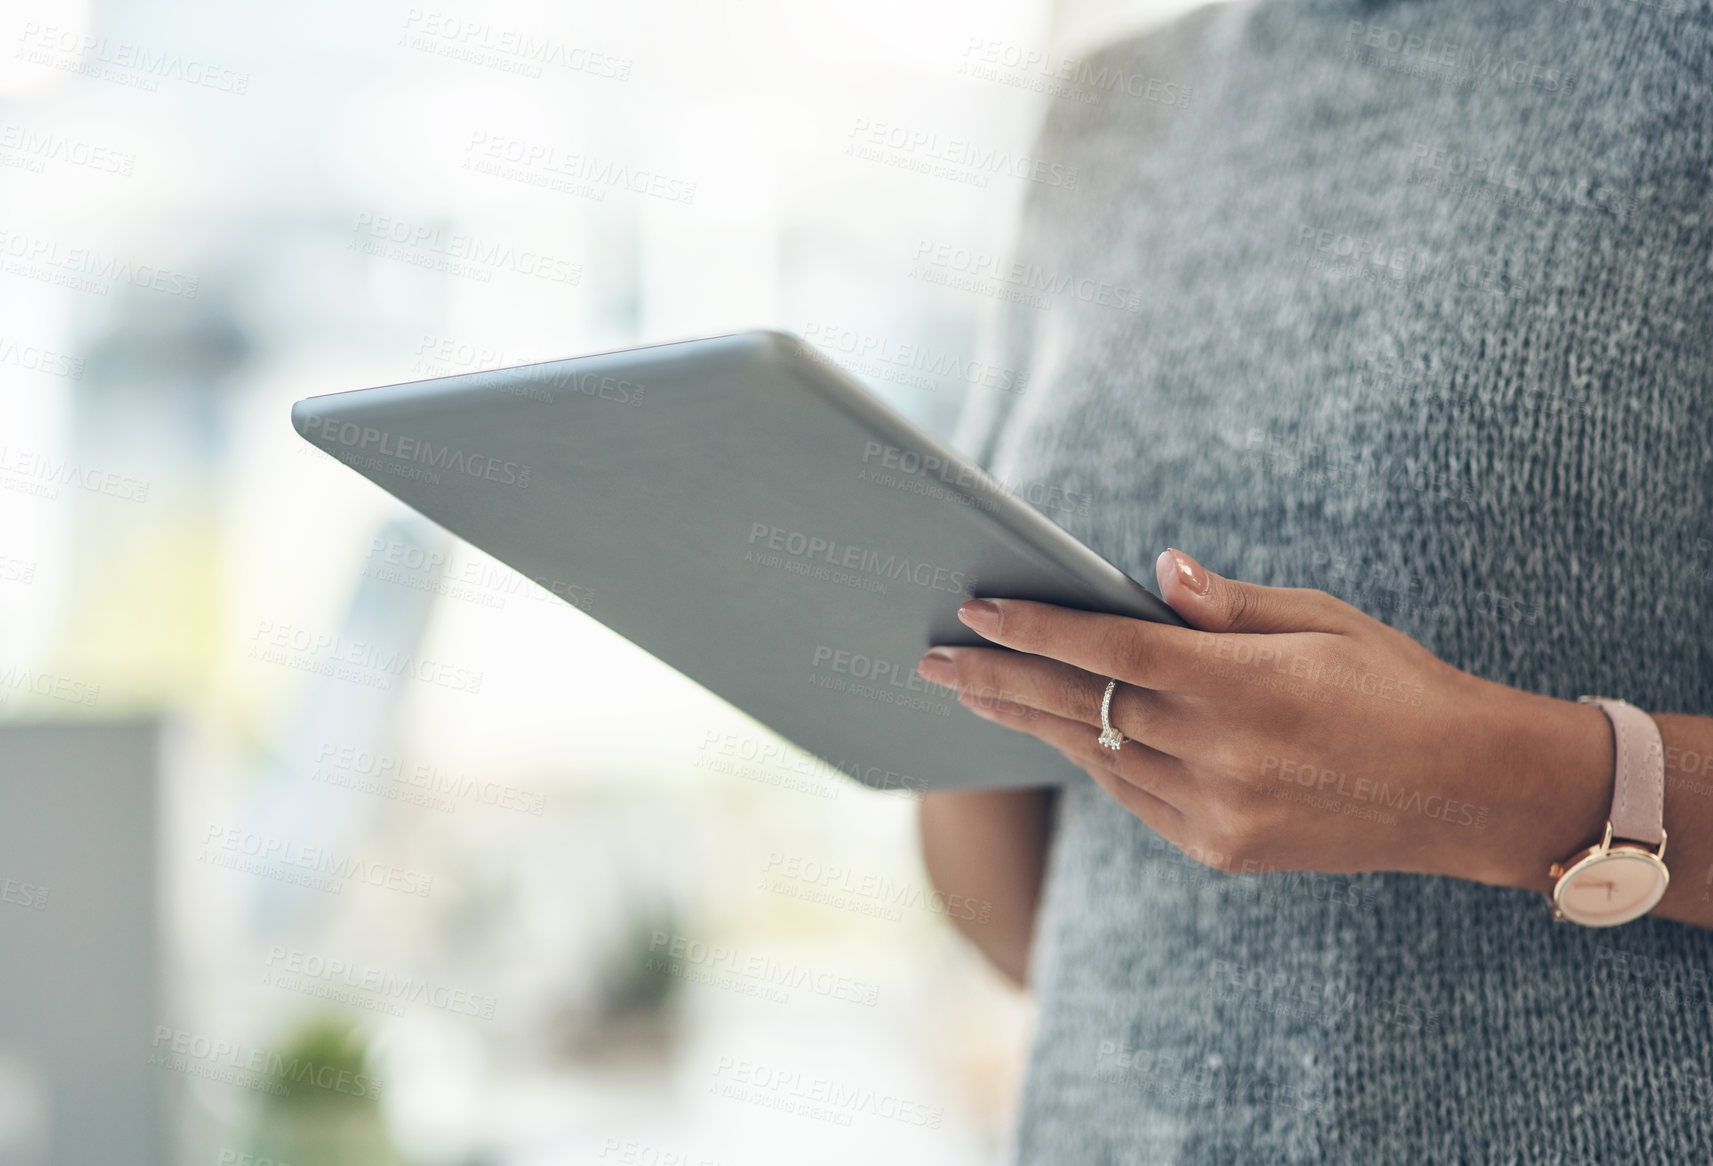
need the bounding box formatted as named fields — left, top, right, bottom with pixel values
left=243, top=1014, right=408, bottom=1166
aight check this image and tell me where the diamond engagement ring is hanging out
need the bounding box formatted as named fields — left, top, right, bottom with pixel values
left=1099, top=678, right=1126, bottom=750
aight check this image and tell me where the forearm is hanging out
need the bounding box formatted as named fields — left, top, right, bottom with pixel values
left=917, top=787, right=1056, bottom=987
left=1467, top=680, right=1713, bottom=928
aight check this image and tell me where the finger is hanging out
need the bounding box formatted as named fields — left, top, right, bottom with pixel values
left=1083, top=760, right=1190, bottom=849
left=1155, top=547, right=1355, bottom=635
left=925, top=647, right=1195, bottom=755
left=952, top=599, right=1205, bottom=691
left=958, top=691, right=1192, bottom=810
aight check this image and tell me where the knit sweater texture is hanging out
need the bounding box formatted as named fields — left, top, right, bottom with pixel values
left=950, top=1, right=1713, bottom=1162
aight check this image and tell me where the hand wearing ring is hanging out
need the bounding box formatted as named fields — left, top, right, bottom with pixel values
left=913, top=547, right=1617, bottom=892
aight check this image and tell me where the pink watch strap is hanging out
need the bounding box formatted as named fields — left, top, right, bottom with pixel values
left=1582, top=697, right=1665, bottom=846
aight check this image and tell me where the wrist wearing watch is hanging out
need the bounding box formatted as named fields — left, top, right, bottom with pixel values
left=1546, top=696, right=1669, bottom=927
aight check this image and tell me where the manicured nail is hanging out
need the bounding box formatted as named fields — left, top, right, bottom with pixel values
left=1164, top=548, right=1209, bottom=596
left=957, top=599, right=1002, bottom=637
left=917, top=650, right=957, bottom=686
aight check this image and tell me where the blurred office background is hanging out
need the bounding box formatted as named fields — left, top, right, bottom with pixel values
left=0, top=0, right=1203, bottom=1162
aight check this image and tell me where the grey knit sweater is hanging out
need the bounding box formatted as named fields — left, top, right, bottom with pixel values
left=951, top=2, right=1713, bottom=1162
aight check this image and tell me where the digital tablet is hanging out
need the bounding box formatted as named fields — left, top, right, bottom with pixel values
left=291, top=330, right=1183, bottom=792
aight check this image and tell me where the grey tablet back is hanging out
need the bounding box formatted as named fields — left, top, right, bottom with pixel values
left=291, top=330, right=1182, bottom=792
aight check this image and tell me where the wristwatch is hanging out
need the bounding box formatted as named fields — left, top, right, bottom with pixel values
left=1546, top=696, right=1669, bottom=927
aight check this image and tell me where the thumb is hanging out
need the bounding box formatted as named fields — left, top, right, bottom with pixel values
left=1154, top=548, right=1348, bottom=634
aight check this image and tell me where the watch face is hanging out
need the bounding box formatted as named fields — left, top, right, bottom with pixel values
left=1555, top=851, right=1669, bottom=926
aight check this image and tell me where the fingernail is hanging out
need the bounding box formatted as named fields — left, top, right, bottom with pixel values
left=1165, top=548, right=1209, bottom=596
left=917, top=650, right=957, bottom=686
left=957, top=599, right=1002, bottom=636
